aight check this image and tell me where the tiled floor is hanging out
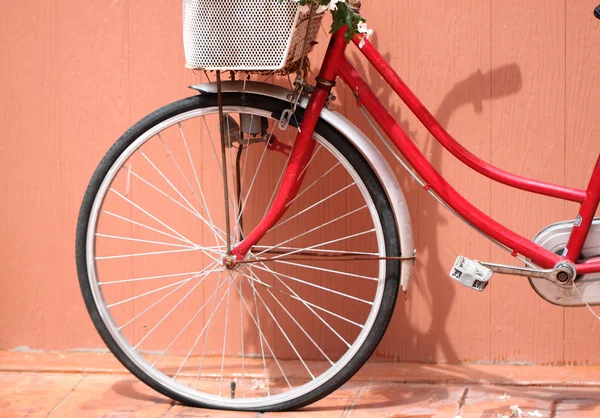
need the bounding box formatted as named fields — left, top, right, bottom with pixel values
left=2, top=351, right=600, bottom=417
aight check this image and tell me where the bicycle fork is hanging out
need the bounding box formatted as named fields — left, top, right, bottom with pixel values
left=229, top=30, right=350, bottom=261
left=230, top=83, right=333, bottom=260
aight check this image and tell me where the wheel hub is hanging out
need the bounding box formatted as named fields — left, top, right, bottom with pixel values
left=222, top=255, right=236, bottom=269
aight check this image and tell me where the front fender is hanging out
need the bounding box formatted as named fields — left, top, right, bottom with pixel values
left=190, top=81, right=415, bottom=292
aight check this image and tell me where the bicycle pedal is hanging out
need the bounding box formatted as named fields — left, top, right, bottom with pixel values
left=450, top=256, right=492, bottom=291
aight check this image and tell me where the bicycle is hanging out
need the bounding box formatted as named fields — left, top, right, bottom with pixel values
left=75, top=0, right=600, bottom=411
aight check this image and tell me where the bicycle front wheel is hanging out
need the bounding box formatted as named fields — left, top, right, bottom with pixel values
left=76, top=93, right=401, bottom=411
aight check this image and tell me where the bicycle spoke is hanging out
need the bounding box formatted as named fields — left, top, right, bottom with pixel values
left=149, top=277, right=230, bottom=367
left=138, top=149, right=226, bottom=247
left=95, top=233, right=197, bottom=249
left=234, top=278, right=292, bottom=391
left=124, top=168, right=224, bottom=241
left=246, top=274, right=315, bottom=379
left=138, top=149, right=203, bottom=219
left=236, top=123, right=276, bottom=227
left=244, top=269, right=333, bottom=365
left=117, top=263, right=219, bottom=330
left=268, top=229, right=377, bottom=261
left=195, top=270, right=225, bottom=389
left=287, top=162, right=340, bottom=207
left=252, top=245, right=378, bottom=257
left=255, top=206, right=370, bottom=257
left=273, top=260, right=378, bottom=281
left=251, top=273, right=271, bottom=396
left=201, top=114, right=237, bottom=248
left=109, top=188, right=196, bottom=245
left=100, top=269, right=211, bottom=286
left=297, top=144, right=322, bottom=182
left=108, top=274, right=205, bottom=309
left=272, top=182, right=356, bottom=231
left=124, top=167, right=200, bottom=221
left=101, top=210, right=194, bottom=246
left=239, top=275, right=246, bottom=398
left=219, top=272, right=234, bottom=396
left=179, top=123, right=221, bottom=239
left=202, top=115, right=228, bottom=179
left=172, top=272, right=232, bottom=380
left=157, top=133, right=215, bottom=221
left=135, top=267, right=225, bottom=350
left=239, top=270, right=364, bottom=329
left=96, top=247, right=200, bottom=260
left=250, top=264, right=373, bottom=305
left=245, top=261, right=354, bottom=346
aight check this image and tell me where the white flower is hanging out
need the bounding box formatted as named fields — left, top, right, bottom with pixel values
left=499, top=393, right=510, bottom=400
left=357, top=21, right=373, bottom=36
left=357, top=21, right=374, bottom=49
left=510, top=405, right=524, bottom=417
left=328, top=0, right=345, bottom=11
left=527, top=411, right=543, bottom=417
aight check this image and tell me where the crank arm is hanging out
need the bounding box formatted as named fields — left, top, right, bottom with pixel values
left=479, top=261, right=576, bottom=282
left=479, top=262, right=555, bottom=281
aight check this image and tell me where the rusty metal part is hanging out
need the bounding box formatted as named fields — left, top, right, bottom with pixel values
left=235, top=144, right=245, bottom=241
left=266, top=136, right=292, bottom=156
left=216, top=70, right=232, bottom=255
left=223, top=256, right=236, bottom=269
left=235, top=248, right=416, bottom=265
left=315, top=76, right=336, bottom=88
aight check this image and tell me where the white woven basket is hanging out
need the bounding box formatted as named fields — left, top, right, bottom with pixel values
left=183, top=0, right=323, bottom=72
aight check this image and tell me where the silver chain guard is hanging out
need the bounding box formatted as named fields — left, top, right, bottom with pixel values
left=529, top=218, right=600, bottom=307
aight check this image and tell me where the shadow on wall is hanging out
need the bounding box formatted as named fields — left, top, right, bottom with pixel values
left=349, top=38, right=523, bottom=364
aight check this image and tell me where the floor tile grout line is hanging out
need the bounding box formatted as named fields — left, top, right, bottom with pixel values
left=160, top=400, right=177, bottom=418
left=44, top=373, right=87, bottom=418
left=342, top=383, right=367, bottom=418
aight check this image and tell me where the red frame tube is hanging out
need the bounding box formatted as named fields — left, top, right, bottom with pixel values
left=352, top=36, right=587, bottom=204
left=233, top=28, right=600, bottom=276
left=564, top=155, right=600, bottom=263
left=337, top=56, right=561, bottom=267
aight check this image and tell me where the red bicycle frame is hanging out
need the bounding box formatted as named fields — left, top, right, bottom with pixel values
left=232, top=27, right=600, bottom=277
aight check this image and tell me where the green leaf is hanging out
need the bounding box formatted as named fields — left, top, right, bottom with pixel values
left=291, top=0, right=367, bottom=44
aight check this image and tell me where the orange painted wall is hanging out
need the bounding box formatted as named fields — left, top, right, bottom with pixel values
left=1, top=0, right=599, bottom=365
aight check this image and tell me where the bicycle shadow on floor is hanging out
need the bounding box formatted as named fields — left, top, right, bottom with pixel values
left=299, top=380, right=600, bottom=414
left=111, top=377, right=173, bottom=405
left=110, top=376, right=600, bottom=415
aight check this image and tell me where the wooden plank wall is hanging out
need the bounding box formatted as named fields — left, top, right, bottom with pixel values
left=1, top=0, right=599, bottom=364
